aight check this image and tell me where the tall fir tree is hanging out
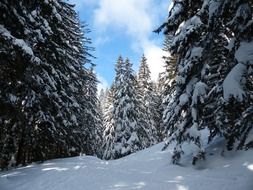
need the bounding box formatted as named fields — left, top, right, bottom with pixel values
left=102, top=57, right=151, bottom=159
left=0, top=0, right=98, bottom=168
left=158, top=34, right=178, bottom=141
left=156, top=0, right=253, bottom=164
left=102, top=56, right=124, bottom=159
left=98, top=88, right=107, bottom=112
left=83, top=67, right=103, bottom=157
left=137, top=55, right=160, bottom=143
left=102, top=83, right=116, bottom=159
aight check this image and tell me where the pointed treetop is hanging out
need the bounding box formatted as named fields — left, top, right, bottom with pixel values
left=138, top=54, right=151, bottom=82
left=115, top=55, right=124, bottom=72
left=141, top=54, right=147, bottom=62
left=125, top=57, right=132, bottom=68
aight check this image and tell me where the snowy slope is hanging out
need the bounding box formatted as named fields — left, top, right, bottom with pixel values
left=1, top=139, right=253, bottom=190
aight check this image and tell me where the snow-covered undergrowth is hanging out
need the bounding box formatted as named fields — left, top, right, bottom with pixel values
left=1, top=139, right=253, bottom=190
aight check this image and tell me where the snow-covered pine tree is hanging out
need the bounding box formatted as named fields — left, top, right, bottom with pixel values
left=153, top=78, right=165, bottom=141
left=82, top=67, right=103, bottom=157
left=102, top=56, right=124, bottom=159
left=98, top=88, right=107, bottom=111
left=158, top=34, right=178, bottom=141
left=137, top=55, right=160, bottom=143
left=102, top=83, right=116, bottom=160
left=159, top=34, right=178, bottom=97
left=156, top=0, right=253, bottom=164
left=201, top=24, right=230, bottom=145
left=220, top=1, right=253, bottom=151
left=125, top=58, right=153, bottom=149
left=155, top=0, right=208, bottom=164
left=197, top=0, right=253, bottom=152
left=0, top=0, right=96, bottom=168
left=151, top=81, right=164, bottom=142
left=103, top=57, right=151, bottom=159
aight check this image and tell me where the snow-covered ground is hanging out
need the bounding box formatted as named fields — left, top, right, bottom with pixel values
left=1, top=139, right=253, bottom=190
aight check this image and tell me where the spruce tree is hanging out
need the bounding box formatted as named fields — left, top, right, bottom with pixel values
left=158, top=35, right=178, bottom=141
left=103, top=57, right=151, bottom=159
left=102, top=84, right=116, bottom=160
left=83, top=68, right=103, bottom=157
left=102, top=56, right=124, bottom=159
left=137, top=55, right=160, bottom=143
left=0, top=0, right=97, bottom=168
left=98, top=88, right=107, bottom=112
left=156, top=0, right=253, bottom=164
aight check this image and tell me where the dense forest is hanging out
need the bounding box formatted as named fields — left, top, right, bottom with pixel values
left=0, top=0, right=252, bottom=171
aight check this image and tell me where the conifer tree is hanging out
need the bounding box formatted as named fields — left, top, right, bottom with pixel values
left=83, top=68, right=103, bottom=157
left=137, top=55, right=160, bottom=143
left=102, top=84, right=116, bottom=159
left=0, top=0, right=97, bottom=168
left=158, top=35, right=178, bottom=140
left=102, top=56, right=124, bottom=159
left=156, top=0, right=253, bottom=164
left=103, top=57, right=151, bottom=159
left=98, top=88, right=107, bottom=112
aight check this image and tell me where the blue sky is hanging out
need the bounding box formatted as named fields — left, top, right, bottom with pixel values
left=68, top=0, right=170, bottom=91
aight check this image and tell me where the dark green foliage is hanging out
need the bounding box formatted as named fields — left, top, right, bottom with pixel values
left=158, top=0, right=253, bottom=164
left=0, top=0, right=98, bottom=168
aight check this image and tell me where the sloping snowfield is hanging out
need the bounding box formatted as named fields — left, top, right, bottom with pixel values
left=1, top=139, right=253, bottom=190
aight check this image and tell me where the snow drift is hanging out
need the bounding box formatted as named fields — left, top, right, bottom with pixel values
left=1, top=138, right=253, bottom=190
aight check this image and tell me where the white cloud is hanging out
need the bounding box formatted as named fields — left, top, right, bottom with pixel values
left=70, top=0, right=168, bottom=80
left=144, top=44, right=165, bottom=81
left=93, top=0, right=167, bottom=80
left=94, top=0, right=153, bottom=41
left=97, top=73, right=109, bottom=93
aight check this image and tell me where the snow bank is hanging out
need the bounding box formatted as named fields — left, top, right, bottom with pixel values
left=1, top=139, right=253, bottom=190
